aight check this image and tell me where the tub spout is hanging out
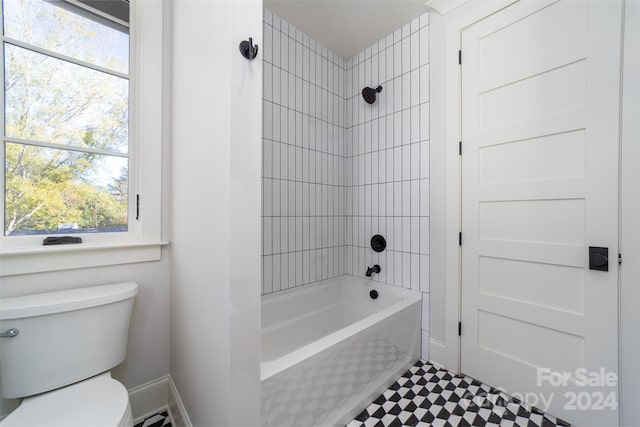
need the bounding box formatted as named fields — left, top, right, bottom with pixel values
left=366, top=264, right=381, bottom=277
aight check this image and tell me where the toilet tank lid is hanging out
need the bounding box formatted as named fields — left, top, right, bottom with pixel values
left=0, top=282, right=138, bottom=320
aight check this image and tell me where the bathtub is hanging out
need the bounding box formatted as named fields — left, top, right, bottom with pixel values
left=261, top=276, right=422, bottom=426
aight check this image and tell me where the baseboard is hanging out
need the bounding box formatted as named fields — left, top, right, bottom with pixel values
left=168, top=377, right=193, bottom=427
left=428, top=338, right=446, bottom=369
left=128, top=376, right=170, bottom=421
left=128, top=375, right=192, bottom=427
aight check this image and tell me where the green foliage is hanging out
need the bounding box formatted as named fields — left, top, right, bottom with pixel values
left=5, top=143, right=127, bottom=234
left=4, top=0, right=129, bottom=236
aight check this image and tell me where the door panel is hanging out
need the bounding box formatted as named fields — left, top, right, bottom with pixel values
left=479, top=130, right=585, bottom=184
left=461, top=1, right=621, bottom=425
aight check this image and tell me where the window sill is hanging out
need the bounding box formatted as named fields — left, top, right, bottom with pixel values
left=0, top=241, right=170, bottom=276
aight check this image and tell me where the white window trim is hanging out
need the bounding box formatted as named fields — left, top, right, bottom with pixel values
left=0, top=0, right=167, bottom=276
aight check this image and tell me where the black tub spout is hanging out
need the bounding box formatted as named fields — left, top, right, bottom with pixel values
left=366, top=264, right=381, bottom=277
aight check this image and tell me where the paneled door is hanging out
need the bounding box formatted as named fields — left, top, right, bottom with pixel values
left=460, top=1, right=622, bottom=425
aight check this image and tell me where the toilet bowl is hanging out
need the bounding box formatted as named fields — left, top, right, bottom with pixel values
left=0, top=283, right=138, bottom=427
left=0, top=373, right=132, bottom=427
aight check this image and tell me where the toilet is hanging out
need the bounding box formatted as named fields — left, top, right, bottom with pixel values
left=0, top=282, right=138, bottom=426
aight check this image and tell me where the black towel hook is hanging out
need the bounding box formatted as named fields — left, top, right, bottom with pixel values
left=239, top=37, right=259, bottom=60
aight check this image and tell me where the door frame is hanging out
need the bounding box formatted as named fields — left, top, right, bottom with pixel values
left=619, top=3, right=640, bottom=425
left=441, top=0, right=518, bottom=373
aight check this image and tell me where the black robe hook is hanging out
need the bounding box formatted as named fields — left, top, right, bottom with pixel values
left=239, top=37, right=259, bottom=60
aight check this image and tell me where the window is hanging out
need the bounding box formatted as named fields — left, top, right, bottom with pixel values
left=2, top=0, right=131, bottom=238
left=0, top=0, right=165, bottom=275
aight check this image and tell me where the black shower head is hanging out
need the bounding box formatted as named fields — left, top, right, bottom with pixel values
left=362, top=85, right=382, bottom=104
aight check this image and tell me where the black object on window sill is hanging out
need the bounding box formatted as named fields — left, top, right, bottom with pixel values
left=43, top=236, right=83, bottom=246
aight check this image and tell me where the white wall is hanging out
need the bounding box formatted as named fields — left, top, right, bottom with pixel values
left=261, top=10, right=347, bottom=295
left=0, top=255, right=171, bottom=418
left=344, top=14, right=431, bottom=359
left=169, top=0, right=262, bottom=425
left=425, top=9, right=446, bottom=357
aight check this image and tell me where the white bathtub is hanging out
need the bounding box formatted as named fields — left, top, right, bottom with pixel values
left=261, top=276, right=422, bottom=426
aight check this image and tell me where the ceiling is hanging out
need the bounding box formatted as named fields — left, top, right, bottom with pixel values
left=264, top=1, right=428, bottom=59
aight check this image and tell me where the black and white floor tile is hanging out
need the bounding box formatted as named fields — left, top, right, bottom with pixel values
left=134, top=410, right=171, bottom=427
left=347, top=360, right=570, bottom=427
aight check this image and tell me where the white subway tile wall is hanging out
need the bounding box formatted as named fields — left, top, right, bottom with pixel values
left=344, top=17, right=429, bottom=288
left=261, top=10, right=430, bottom=359
left=262, top=10, right=347, bottom=295
left=345, top=14, right=431, bottom=359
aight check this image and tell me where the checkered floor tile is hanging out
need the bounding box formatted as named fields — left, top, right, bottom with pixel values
left=347, top=360, right=570, bottom=427
left=134, top=410, right=171, bottom=427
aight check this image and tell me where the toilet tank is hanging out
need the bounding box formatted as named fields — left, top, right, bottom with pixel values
left=0, top=282, right=138, bottom=398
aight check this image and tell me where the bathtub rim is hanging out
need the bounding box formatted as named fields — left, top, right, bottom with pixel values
left=261, top=276, right=422, bottom=381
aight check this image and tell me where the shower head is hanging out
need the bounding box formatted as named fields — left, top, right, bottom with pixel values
left=362, top=85, right=382, bottom=104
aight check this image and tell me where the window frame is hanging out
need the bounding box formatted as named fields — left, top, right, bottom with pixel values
left=0, top=0, right=166, bottom=276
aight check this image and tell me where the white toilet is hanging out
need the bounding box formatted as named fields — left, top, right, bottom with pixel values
left=0, top=282, right=138, bottom=426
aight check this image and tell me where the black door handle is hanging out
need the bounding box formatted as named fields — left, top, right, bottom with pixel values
left=589, top=247, right=609, bottom=271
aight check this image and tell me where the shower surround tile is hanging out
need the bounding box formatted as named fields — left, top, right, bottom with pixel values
left=262, top=9, right=431, bottom=359
left=262, top=11, right=347, bottom=295
left=345, top=16, right=431, bottom=360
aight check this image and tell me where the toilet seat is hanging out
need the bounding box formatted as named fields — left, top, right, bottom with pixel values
left=1, top=374, right=132, bottom=427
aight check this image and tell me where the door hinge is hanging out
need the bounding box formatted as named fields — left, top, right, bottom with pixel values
left=619, top=253, right=622, bottom=265
left=459, top=141, right=462, bottom=155
left=459, top=232, right=462, bottom=246
left=136, top=194, right=140, bottom=220
left=458, top=50, right=462, bottom=65
left=458, top=321, right=462, bottom=336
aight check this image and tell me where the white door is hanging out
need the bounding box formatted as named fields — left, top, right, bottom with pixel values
left=460, top=1, right=622, bottom=425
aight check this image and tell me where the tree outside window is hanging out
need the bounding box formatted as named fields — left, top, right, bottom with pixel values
left=3, top=0, right=130, bottom=236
